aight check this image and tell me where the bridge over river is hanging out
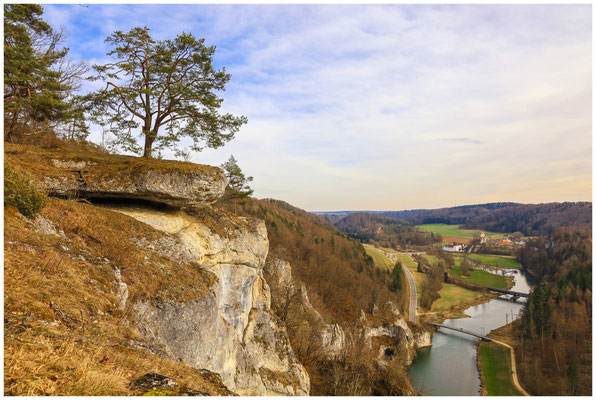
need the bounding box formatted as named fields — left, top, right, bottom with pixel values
left=486, top=286, right=528, bottom=298
left=427, top=322, right=493, bottom=342
left=446, top=275, right=529, bottom=300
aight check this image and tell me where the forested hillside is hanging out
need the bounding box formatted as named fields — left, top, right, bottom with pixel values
left=227, top=198, right=416, bottom=395
left=515, top=226, right=592, bottom=395
left=462, top=202, right=592, bottom=236
left=319, top=202, right=591, bottom=237
left=230, top=200, right=404, bottom=322
left=380, top=203, right=515, bottom=224
left=379, top=202, right=591, bottom=236
left=334, top=212, right=441, bottom=247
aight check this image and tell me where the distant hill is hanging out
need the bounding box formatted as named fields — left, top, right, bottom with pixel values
left=381, top=202, right=517, bottom=225
left=460, top=202, right=592, bottom=236
left=334, top=212, right=441, bottom=247
left=316, top=202, right=592, bottom=237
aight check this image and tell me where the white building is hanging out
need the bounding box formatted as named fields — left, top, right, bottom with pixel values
left=442, top=243, right=463, bottom=252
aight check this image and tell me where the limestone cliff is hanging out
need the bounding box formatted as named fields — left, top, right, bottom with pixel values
left=110, top=206, right=309, bottom=395
left=265, top=257, right=430, bottom=366
left=5, top=144, right=309, bottom=396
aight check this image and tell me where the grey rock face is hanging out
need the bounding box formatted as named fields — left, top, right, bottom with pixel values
left=28, top=214, right=66, bottom=237
left=110, top=206, right=309, bottom=395
left=41, top=158, right=226, bottom=207
left=358, top=302, right=431, bottom=366
left=112, top=267, right=129, bottom=311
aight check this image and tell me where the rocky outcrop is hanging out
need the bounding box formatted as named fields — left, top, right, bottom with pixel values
left=264, top=259, right=346, bottom=359
left=45, top=158, right=225, bottom=207
left=112, top=266, right=128, bottom=311
left=110, top=205, right=309, bottom=395
left=264, top=258, right=429, bottom=365
left=5, top=144, right=226, bottom=207
left=129, top=372, right=234, bottom=396
left=358, top=304, right=422, bottom=366
left=413, top=329, right=432, bottom=349
left=7, top=143, right=308, bottom=395
left=27, top=214, right=66, bottom=237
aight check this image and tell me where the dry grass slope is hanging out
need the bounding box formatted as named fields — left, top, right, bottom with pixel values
left=4, top=143, right=237, bottom=396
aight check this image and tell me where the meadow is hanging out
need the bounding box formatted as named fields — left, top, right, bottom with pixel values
left=416, top=223, right=483, bottom=238
left=394, top=253, right=418, bottom=270
left=478, top=342, right=523, bottom=396
left=364, top=247, right=395, bottom=271
left=430, top=283, right=484, bottom=311
left=416, top=224, right=507, bottom=243
left=448, top=264, right=511, bottom=289
left=466, top=254, right=522, bottom=269
left=423, top=254, right=439, bottom=266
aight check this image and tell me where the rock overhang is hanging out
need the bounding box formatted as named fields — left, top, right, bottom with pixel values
left=5, top=143, right=226, bottom=208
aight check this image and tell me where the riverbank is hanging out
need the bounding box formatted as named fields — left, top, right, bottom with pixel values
left=478, top=341, right=523, bottom=395
left=478, top=321, right=530, bottom=396
left=428, top=290, right=495, bottom=322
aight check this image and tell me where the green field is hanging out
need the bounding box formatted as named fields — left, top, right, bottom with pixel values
left=416, top=224, right=483, bottom=238
left=416, top=224, right=505, bottom=239
left=365, top=247, right=395, bottom=271
left=478, top=342, right=523, bottom=396
left=423, top=254, right=439, bottom=266
left=467, top=254, right=522, bottom=269
left=378, top=245, right=399, bottom=254
left=395, top=253, right=418, bottom=270
left=448, top=264, right=510, bottom=289
left=431, top=283, right=483, bottom=311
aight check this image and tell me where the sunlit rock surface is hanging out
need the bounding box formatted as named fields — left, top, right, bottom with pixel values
left=110, top=205, right=309, bottom=395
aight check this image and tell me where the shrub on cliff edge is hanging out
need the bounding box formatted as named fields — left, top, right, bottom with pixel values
left=4, top=166, right=47, bottom=217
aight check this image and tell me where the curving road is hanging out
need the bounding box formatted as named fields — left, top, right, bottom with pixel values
left=400, top=259, right=418, bottom=323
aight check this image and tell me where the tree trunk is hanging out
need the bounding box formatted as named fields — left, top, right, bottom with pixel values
left=142, top=124, right=160, bottom=158
left=143, top=130, right=154, bottom=158
left=6, top=108, right=19, bottom=142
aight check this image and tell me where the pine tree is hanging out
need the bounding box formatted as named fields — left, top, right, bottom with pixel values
left=4, top=4, right=73, bottom=139
left=88, top=26, right=246, bottom=157
left=220, top=155, right=253, bottom=212
left=390, top=263, right=403, bottom=292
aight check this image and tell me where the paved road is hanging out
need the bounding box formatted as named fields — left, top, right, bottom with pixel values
left=400, top=259, right=418, bottom=323
left=365, top=244, right=418, bottom=323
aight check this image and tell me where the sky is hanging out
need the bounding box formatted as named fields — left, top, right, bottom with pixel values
left=42, top=4, right=592, bottom=211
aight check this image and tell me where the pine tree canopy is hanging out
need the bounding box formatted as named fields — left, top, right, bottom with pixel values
left=88, top=26, right=247, bottom=158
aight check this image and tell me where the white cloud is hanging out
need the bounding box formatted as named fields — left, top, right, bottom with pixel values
left=42, top=4, right=592, bottom=211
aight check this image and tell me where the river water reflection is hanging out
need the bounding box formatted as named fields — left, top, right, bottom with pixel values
left=408, top=269, right=532, bottom=395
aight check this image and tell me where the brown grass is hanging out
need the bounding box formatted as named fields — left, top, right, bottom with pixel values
left=5, top=142, right=221, bottom=190
left=4, top=199, right=224, bottom=395
left=39, top=198, right=216, bottom=304
left=5, top=333, right=232, bottom=396
left=442, top=235, right=471, bottom=244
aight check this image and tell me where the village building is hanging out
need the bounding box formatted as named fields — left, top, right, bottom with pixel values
left=442, top=243, right=464, bottom=252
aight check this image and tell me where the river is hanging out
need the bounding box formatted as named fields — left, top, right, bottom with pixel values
left=408, top=268, right=532, bottom=395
